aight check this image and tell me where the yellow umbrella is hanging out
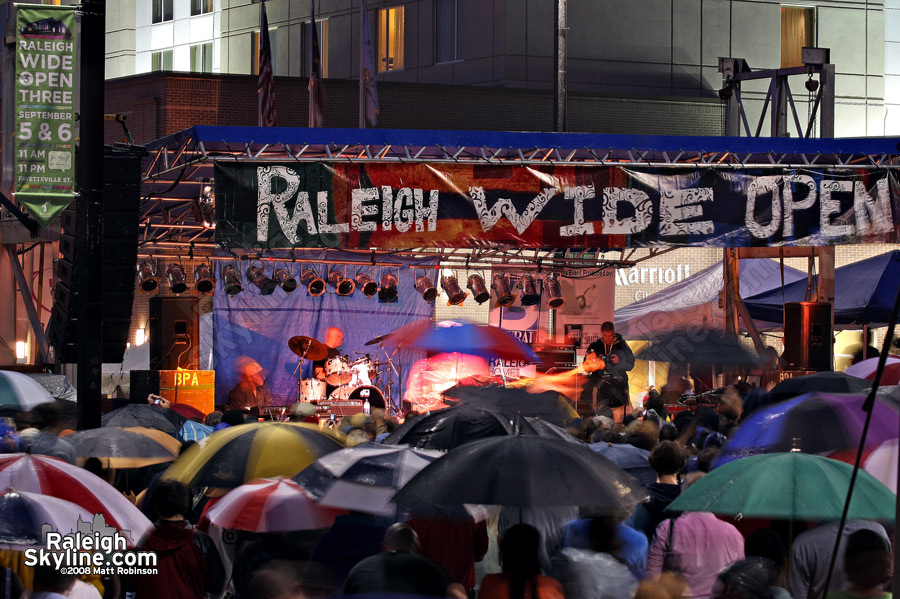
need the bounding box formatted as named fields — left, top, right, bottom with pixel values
left=164, top=422, right=344, bottom=489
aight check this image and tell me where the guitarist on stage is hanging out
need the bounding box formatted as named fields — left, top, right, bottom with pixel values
left=582, top=321, right=635, bottom=421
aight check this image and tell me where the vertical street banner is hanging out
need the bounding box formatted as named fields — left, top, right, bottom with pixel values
left=14, top=5, right=77, bottom=228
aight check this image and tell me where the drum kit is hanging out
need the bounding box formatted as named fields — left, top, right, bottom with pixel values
left=288, top=332, right=397, bottom=416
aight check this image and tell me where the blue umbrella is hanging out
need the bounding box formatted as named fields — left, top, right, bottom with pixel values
left=180, top=420, right=214, bottom=442
left=589, top=442, right=655, bottom=487
left=744, top=250, right=900, bottom=325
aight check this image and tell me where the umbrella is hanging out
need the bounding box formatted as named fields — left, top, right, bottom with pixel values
left=102, top=404, right=186, bottom=436
left=168, top=403, right=206, bottom=421
left=382, top=403, right=523, bottom=450
left=164, top=422, right=344, bottom=489
left=385, top=319, right=539, bottom=362
left=125, top=426, right=183, bottom=456
left=769, top=371, right=872, bottom=401
left=443, top=386, right=579, bottom=426
left=204, top=478, right=344, bottom=532
left=0, top=371, right=55, bottom=411
left=179, top=420, right=214, bottom=442
left=827, top=438, right=900, bottom=494
left=294, top=443, right=443, bottom=516
left=635, top=328, right=760, bottom=367
left=394, top=435, right=648, bottom=512
left=667, top=452, right=895, bottom=521
left=520, top=417, right=584, bottom=445
left=589, top=442, right=655, bottom=487
left=0, top=490, right=95, bottom=548
left=844, top=356, right=900, bottom=385
left=65, top=427, right=179, bottom=468
left=716, top=391, right=900, bottom=463
left=0, top=453, right=153, bottom=545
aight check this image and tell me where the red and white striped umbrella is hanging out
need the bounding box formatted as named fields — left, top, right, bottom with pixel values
left=844, top=355, right=900, bottom=384
left=0, top=453, right=153, bottom=545
left=205, top=478, right=344, bottom=532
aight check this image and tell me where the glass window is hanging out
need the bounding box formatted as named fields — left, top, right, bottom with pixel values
left=151, top=50, right=173, bottom=72
left=378, top=6, right=404, bottom=71
left=152, top=0, right=173, bottom=24
left=251, top=29, right=277, bottom=76
left=781, top=6, right=814, bottom=68
left=301, top=20, right=328, bottom=78
left=191, top=0, right=213, bottom=17
left=190, top=42, right=213, bottom=73
left=435, top=0, right=458, bottom=63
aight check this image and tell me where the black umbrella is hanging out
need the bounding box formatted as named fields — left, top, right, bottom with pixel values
left=101, top=404, right=186, bottom=436
left=636, top=328, right=760, bottom=367
left=769, top=371, right=872, bottom=402
left=394, top=435, right=648, bottom=513
left=442, top=386, right=579, bottom=427
left=589, top=442, right=655, bottom=487
left=383, top=403, right=522, bottom=450
left=66, top=427, right=179, bottom=468
left=520, top=417, right=584, bottom=445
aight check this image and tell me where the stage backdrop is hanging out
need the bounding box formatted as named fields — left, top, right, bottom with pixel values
left=212, top=250, right=437, bottom=410
left=216, top=163, right=900, bottom=249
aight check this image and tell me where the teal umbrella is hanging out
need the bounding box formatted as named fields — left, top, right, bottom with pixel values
left=0, top=371, right=54, bottom=411
left=667, top=452, right=895, bottom=521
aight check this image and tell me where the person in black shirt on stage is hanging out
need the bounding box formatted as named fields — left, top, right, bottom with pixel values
left=583, top=321, right=635, bottom=421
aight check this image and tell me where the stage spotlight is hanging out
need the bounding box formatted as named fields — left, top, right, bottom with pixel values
left=467, top=274, right=491, bottom=304
left=193, top=263, right=215, bottom=295
left=414, top=275, right=438, bottom=302
left=328, top=269, right=355, bottom=296
left=378, top=273, right=399, bottom=302
left=440, top=271, right=467, bottom=306
left=300, top=269, right=326, bottom=296
left=222, top=264, right=243, bottom=296
left=137, top=261, right=159, bottom=294
left=166, top=263, right=188, bottom=294
left=274, top=268, right=297, bottom=293
left=492, top=273, right=515, bottom=307
left=197, top=184, right=215, bottom=228
left=520, top=274, right=541, bottom=306
left=356, top=273, right=379, bottom=297
left=247, top=264, right=277, bottom=296
left=545, top=274, right=565, bottom=309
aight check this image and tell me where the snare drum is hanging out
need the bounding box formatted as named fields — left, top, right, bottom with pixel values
left=300, top=379, right=326, bottom=401
left=325, top=356, right=351, bottom=386
left=349, top=357, right=376, bottom=387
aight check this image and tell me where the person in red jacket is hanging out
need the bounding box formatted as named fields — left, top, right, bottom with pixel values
left=131, top=480, right=225, bottom=599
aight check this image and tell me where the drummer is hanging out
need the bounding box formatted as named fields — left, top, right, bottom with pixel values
left=311, top=326, right=344, bottom=396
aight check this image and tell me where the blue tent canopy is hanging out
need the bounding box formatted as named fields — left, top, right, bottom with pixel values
left=743, top=250, right=900, bottom=326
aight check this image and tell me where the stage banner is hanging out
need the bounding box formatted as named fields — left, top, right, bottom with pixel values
left=14, top=5, right=77, bottom=227
left=212, top=249, right=437, bottom=410
left=215, top=163, right=900, bottom=249
left=488, top=281, right=547, bottom=379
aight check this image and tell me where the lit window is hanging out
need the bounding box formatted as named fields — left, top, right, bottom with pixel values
left=152, top=0, right=173, bottom=24
left=781, top=6, right=814, bottom=68
left=191, top=0, right=213, bottom=17
left=378, top=6, right=404, bottom=71
left=251, top=29, right=277, bottom=75
left=190, top=42, right=213, bottom=73
left=301, top=20, right=328, bottom=78
left=151, top=50, right=173, bottom=71
left=435, top=0, right=459, bottom=63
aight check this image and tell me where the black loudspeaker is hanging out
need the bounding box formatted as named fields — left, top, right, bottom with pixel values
left=149, top=297, right=199, bottom=370
left=47, top=145, right=144, bottom=363
left=129, top=370, right=160, bottom=403
left=783, top=302, right=833, bottom=371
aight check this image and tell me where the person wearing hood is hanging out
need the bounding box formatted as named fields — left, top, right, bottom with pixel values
left=583, top=321, right=635, bottom=422
left=130, top=479, right=224, bottom=599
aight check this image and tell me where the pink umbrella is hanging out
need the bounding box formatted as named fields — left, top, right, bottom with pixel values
left=385, top=319, right=538, bottom=362
left=0, top=453, right=153, bottom=545
left=204, top=478, right=345, bottom=532
left=843, top=355, right=900, bottom=384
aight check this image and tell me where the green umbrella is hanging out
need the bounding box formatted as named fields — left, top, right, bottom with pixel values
left=667, top=452, right=895, bottom=521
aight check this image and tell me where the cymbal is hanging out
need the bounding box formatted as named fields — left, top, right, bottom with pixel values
left=364, top=333, right=392, bottom=346
left=288, top=336, right=328, bottom=360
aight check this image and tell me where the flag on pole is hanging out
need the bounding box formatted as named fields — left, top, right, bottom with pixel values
left=258, top=1, right=276, bottom=127
left=308, top=1, right=324, bottom=128
left=359, top=0, right=379, bottom=127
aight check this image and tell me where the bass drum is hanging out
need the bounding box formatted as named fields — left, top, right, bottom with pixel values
left=328, top=385, right=353, bottom=401
left=347, top=385, right=386, bottom=410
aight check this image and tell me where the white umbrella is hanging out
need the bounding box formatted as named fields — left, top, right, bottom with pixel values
left=0, top=490, right=96, bottom=548
left=205, top=478, right=343, bottom=532
left=0, top=371, right=55, bottom=411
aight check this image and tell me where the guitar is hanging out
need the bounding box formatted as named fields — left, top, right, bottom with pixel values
left=581, top=353, right=606, bottom=373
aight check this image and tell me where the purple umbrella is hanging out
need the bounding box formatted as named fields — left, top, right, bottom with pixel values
left=716, top=391, right=900, bottom=466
